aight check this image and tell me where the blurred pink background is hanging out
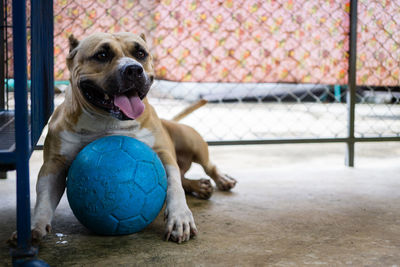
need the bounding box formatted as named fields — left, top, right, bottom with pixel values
left=43, top=0, right=400, bottom=86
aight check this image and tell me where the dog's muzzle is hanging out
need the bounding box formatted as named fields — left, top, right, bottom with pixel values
left=79, top=58, right=153, bottom=121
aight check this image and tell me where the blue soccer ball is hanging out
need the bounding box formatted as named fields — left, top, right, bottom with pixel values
left=66, top=135, right=167, bottom=235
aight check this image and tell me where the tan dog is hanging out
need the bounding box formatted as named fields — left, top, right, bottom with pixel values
left=9, top=32, right=236, bottom=245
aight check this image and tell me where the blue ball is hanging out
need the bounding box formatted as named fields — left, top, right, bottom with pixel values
left=67, top=135, right=167, bottom=235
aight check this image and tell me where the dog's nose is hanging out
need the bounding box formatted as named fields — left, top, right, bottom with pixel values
left=123, top=64, right=143, bottom=80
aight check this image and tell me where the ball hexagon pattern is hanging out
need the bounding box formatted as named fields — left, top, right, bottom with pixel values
left=67, top=135, right=167, bottom=235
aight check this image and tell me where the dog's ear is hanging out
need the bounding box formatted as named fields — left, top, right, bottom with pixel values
left=67, top=35, right=79, bottom=69
left=68, top=34, right=79, bottom=51
left=140, top=33, right=146, bottom=43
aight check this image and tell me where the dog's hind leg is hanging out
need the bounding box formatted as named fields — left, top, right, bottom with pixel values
left=193, top=146, right=237, bottom=192
left=162, top=119, right=237, bottom=195
left=176, top=125, right=237, bottom=191
left=177, top=152, right=213, bottom=199
left=177, top=129, right=237, bottom=192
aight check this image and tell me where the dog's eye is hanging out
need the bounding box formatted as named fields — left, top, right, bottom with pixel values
left=135, top=49, right=146, bottom=60
left=93, top=51, right=110, bottom=62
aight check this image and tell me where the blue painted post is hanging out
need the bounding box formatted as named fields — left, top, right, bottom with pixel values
left=31, top=0, right=54, bottom=147
left=13, top=0, right=31, bottom=251
left=334, top=85, right=341, bottom=102
left=11, top=0, right=52, bottom=265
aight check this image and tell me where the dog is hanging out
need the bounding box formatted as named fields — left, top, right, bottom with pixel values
left=9, top=32, right=236, bottom=245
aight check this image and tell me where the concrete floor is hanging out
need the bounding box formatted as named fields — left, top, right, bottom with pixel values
left=1, top=142, right=400, bottom=266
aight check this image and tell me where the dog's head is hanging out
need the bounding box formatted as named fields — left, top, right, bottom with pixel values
left=67, top=32, right=154, bottom=120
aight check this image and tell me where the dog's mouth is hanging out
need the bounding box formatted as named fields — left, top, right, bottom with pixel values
left=79, top=80, right=146, bottom=120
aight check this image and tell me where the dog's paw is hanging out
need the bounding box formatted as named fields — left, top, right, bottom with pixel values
left=164, top=206, right=197, bottom=243
left=7, top=231, right=18, bottom=247
left=7, top=224, right=51, bottom=247
left=31, top=224, right=51, bottom=246
left=190, top=178, right=213, bottom=199
left=215, top=173, right=237, bottom=191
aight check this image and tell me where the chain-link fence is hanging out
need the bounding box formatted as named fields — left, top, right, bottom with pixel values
left=1, top=0, right=31, bottom=112
left=50, top=0, right=400, bottom=142
left=1, top=0, right=399, bottom=157
left=355, top=0, right=400, bottom=138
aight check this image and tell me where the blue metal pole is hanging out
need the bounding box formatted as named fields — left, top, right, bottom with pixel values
left=12, top=0, right=32, bottom=252
left=31, top=0, right=54, bottom=147
left=11, top=0, right=52, bottom=265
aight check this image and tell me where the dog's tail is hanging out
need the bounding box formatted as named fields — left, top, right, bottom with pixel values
left=171, top=99, right=208, bottom=122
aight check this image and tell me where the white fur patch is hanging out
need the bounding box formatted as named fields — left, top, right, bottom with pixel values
left=76, top=108, right=141, bottom=133
left=135, top=128, right=155, bottom=148
left=164, top=164, right=184, bottom=194
left=59, top=130, right=89, bottom=161
left=59, top=111, right=155, bottom=160
left=164, top=164, right=180, bottom=181
left=32, top=173, right=65, bottom=228
left=32, top=174, right=53, bottom=226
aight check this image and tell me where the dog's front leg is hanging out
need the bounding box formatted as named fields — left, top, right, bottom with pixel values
left=157, top=151, right=197, bottom=243
left=8, top=157, right=69, bottom=246
left=30, top=159, right=68, bottom=244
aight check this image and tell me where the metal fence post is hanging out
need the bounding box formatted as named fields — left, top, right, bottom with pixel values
left=10, top=0, right=39, bottom=263
left=346, top=0, right=358, bottom=167
left=31, top=0, right=54, bottom=147
left=0, top=0, right=4, bottom=111
left=0, top=0, right=5, bottom=181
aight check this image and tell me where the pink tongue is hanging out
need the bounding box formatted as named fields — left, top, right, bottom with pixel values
left=114, top=94, right=145, bottom=119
